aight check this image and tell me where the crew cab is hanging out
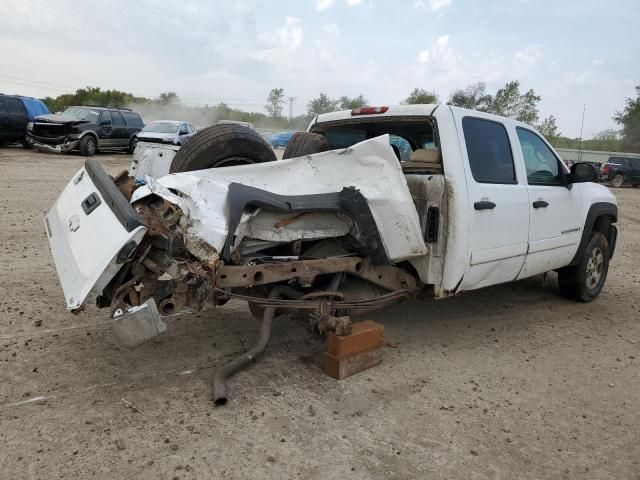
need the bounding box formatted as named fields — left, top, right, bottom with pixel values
left=601, top=156, right=640, bottom=188
left=28, top=106, right=144, bottom=155
left=45, top=105, right=618, bottom=398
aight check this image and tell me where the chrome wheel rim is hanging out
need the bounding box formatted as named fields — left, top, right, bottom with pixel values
left=585, top=246, right=604, bottom=289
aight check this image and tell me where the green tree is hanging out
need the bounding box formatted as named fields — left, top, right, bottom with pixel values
left=265, top=88, right=286, bottom=119
left=489, top=80, right=540, bottom=124
left=614, top=85, right=640, bottom=152
left=158, top=91, right=180, bottom=105
left=306, top=93, right=339, bottom=117
left=338, top=94, right=368, bottom=109
left=402, top=88, right=439, bottom=104
left=448, top=82, right=492, bottom=111
left=537, top=115, right=561, bottom=141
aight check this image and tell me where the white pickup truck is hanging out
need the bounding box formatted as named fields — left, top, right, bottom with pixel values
left=45, top=105, right=617, bottom=401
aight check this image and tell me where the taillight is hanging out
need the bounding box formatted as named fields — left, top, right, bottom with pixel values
left=351, top=106, right=389, bottom=115
left=602, top=165, right=609, bottom=174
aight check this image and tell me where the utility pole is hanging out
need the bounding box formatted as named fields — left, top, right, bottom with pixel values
left=577, top=104, right=586, bottom=162
left=287, top=96, right=296, bottom=122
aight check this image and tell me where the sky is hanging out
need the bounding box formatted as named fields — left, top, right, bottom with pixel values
left=0, top=0, right=638, bottom=137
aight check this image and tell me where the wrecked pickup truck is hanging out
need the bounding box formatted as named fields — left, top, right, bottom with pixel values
left=45, top=105, right=618, bottom=404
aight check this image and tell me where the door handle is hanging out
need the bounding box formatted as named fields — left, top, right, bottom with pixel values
left=474, top=201, right=496, bottom=210
left=532, top=200, right=549, bottom=208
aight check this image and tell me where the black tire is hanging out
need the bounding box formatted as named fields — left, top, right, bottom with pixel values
left=558, top=232, right=609, bottom=302
left=282, top=132, right=328, bottom=159
left=632, top=184, right=639, bottom=188
left=79, top=135, right=97, bottom=156
left=611, top=174, right=624, bottom=188
left=21, top=138, right=33, bottom=149
left=169, top=124, right=276, bottom=173
left=128, top=137, right=137, bottom=154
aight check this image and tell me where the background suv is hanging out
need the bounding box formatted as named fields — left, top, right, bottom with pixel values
left=0, top=94, right=49, bottom=148
left=27, top=106, right=144, bottom=156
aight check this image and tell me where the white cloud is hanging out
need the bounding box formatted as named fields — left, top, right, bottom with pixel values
left=513, top=44, right=542, bottom=71
left=316, top=0, right=335, bottom=11
left=278, top=16, right=303, bottom=48
left=346, top=0, right=364, bottom=5
left=418, top=49, right=430, bottom=63
left=415, top=0, right=452, bottom=11
left=324, top=24, right=340, bottom=38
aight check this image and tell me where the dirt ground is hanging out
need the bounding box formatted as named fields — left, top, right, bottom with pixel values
left=0, top=145, right=638, bottom=480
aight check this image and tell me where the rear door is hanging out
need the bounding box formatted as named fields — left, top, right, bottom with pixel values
left=457, top=116, right=530, bottom=290
left=515, top=127, right=583, bottom=278
left=2, top=97, right=28, bottom=140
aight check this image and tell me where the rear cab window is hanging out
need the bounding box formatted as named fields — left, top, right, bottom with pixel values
left=462, top=117, right=516, bottom=184
left=311, top=117, right=438, bottom=165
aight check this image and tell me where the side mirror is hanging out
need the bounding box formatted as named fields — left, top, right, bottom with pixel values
left=569, top=162, right=597, bottom=183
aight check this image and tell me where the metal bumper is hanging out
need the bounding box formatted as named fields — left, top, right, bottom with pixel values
left=32, top=139, right=79, bottom=154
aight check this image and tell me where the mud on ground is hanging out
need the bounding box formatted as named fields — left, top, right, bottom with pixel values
left=0, top=145, right=638, bottom=479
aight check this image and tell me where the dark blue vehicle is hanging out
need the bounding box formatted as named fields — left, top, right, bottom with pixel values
left=270, top=131, right=295, bottom=148
left=0, top=94, right=49, bottom=148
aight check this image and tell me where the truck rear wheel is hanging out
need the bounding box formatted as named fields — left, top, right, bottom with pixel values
left=558, top=232, right=609, bottom=302
left=170, top=124, right=276, bottom=173
left=611, top=174, right=624, bottom=188
left=282, top=132, right=328, bottom=159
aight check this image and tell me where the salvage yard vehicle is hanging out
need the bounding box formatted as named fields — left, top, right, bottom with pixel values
left=135, top=120, right=196, bottom=146
left=0, top=93, right=49, bottom=148
left=601, top=156, right=640, bottom=188
left=27, top=106, right=144, bottom=155
left=45, top=106, right=618, bottom=404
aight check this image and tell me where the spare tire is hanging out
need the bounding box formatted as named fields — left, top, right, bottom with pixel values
left=282, top=132, right=328, bottom=159
left=170, top=124, right=276, bottom=173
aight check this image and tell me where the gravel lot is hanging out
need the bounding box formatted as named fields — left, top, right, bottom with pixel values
left=1, top=145, right=638, bottom=480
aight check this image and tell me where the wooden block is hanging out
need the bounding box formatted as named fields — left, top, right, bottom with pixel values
left=325, top=320, right=384, bottom=360
left=322, top=347, right=382, bottom=380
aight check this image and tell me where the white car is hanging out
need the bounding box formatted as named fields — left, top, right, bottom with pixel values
left=135, top=120, right=196, bottom=146
left=45, top=107, right=618, bottom=403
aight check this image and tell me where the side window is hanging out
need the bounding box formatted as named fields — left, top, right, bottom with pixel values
left=516, top=128, right=562, bottom=185
left=123, top=112, right=143, bottom=129
left=462, top=117, right=516, bottom=184
left=630, top=158, right=640, bottom=170
left=179, top=123, right=188, bottom=135
left=389, top=134, right=412, bottom=162
left=100, top=111, right=112, bottom=125
left=188, top=124, right=195, bottom=134
left=111, top=111, right=125, bottom=126
left=5, top=97, right=26, bottom=115
left=0, top=98, right=6, bottom=113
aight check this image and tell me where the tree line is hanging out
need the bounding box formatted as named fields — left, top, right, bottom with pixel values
left=40, top=82, right=640, bottom=153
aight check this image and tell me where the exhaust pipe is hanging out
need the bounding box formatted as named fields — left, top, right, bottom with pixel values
left=212, top=286, right=302, bottom=406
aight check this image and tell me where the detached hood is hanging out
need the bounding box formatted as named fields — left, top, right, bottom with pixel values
left=34, top=113, right=89, bottom=125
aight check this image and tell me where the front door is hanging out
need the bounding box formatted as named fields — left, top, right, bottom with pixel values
left=515, top=127, right=583, bottom=278
left=457, top=116, right=530, bottom=290
left=97, top=111, right=114, bottom=147
left=630, top=158, right=640, bottom=185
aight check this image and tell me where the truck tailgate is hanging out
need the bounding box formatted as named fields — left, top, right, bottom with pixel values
left=45, top=159, right=147, bottom=310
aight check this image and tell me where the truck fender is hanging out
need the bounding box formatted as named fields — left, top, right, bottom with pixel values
left=569, top=202, right=618, bottom=266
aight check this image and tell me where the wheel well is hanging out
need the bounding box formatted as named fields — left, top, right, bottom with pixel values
left=593, top=214, right=613, bottom=237
left=81, top=132, right=98, bottom=142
